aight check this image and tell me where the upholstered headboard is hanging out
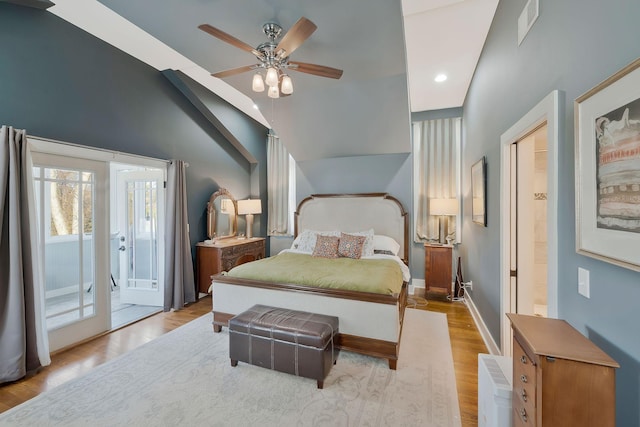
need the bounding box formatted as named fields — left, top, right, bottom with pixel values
left=295, top=193, right=408, bottom=264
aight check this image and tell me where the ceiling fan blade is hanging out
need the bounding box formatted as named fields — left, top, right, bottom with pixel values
left=288, top=61, right=343, bottom=79
left=212, top=65, right=255, bottom=79
left=198, top=24, right=263, bottom=59
left=275, top=17, right=317, bottom=58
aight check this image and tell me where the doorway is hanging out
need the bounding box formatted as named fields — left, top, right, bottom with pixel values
left=511, top=125, right=549, bottom=317
left=31, top=138, right=167, bottom=350
left=110, top=164, right=165, bottom=329
left=499, top=91, right=561, bottom=356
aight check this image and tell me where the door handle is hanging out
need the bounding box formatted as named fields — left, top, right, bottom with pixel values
left=119, top=245, right=126, bottom=252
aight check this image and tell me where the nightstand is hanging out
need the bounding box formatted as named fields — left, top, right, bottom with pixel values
left=196, top=237, right=265, bottom=294
left=424, top=243, right=453, bottom=299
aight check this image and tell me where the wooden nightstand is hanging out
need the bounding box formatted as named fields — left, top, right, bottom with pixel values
left=424, top=243, right=453, bottom=299
left=196, top=237, right=265, bottom=294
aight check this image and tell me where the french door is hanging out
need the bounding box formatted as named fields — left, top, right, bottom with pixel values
left=116, top=170, right=165, bottom=307
left=32, top=152, right=110, bottom=352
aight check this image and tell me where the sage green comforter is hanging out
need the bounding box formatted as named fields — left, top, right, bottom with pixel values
left=225, top=252, right=403, bottom=295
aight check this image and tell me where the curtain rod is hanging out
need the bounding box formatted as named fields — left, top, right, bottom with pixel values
left=29, top=135, right=172, bottom=165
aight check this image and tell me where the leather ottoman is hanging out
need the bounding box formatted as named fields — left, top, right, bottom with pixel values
left=228, top=304, right=339, bottom=389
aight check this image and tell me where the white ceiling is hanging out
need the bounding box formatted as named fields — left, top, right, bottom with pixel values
left=45, top=0, right=497, bottom=160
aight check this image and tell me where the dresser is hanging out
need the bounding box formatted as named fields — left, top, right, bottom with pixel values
left=196, top=237, right=265, bottom=294
left=424, top=243, right=452, bottom=298
left=507, top=313, right=619, bottom=426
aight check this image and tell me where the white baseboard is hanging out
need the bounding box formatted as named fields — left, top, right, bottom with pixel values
left=410, top=279, right=425, bottom=296
left=464, top=292, right=501, bottom=355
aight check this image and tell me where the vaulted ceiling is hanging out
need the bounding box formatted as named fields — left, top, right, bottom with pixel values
left=40, top=0, right=497, bottom=161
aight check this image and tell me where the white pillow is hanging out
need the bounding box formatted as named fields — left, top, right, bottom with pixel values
left=373, top=234, right=401, bottom=256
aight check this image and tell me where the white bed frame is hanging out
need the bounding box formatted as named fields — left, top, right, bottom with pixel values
left=210, top=193, right=408, bottom=369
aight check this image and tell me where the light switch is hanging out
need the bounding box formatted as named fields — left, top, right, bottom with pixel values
left=578, top=267, right=590, bottom=298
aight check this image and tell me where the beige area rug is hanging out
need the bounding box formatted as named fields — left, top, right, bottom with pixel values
left=0, top=309, right=461, bottom=427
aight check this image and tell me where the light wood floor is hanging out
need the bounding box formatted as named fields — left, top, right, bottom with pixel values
left=0, top=293, right=488, bottom=426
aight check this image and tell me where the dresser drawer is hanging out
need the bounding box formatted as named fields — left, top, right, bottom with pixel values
left=512, top=337, right=536, bottom=424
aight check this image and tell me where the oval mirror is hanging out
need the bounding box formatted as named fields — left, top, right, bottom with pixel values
left=206, top=188, right=237, bottom=241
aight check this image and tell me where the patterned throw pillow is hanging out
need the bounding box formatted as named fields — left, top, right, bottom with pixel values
left=338, top=233, right=366, bottom=259
left=312, top=235, right=340, bottom=258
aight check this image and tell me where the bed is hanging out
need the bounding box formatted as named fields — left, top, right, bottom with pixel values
left=210, top=193, right=409, bottom=369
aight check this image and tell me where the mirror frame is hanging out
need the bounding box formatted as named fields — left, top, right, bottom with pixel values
left=206, top=188, right=237, bottom=241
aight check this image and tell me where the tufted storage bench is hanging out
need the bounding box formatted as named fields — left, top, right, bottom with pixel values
left=228, top=304, right=339, bottom=389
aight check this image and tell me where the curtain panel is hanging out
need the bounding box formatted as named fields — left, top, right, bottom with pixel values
left=267, top=132, right=290, bottom=235
left=413, top=117, right=461, bottom=242
left=0, top=125, right=50, bottom=384
left=163, top=160, right=196, bottom=311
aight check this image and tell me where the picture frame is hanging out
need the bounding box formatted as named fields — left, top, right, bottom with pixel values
left=471, top=156, right=487, bottom=226
left=575, top=57, right=640, bottom=272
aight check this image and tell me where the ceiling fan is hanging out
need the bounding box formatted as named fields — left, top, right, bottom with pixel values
left=198, top=17, right=343, bottom=98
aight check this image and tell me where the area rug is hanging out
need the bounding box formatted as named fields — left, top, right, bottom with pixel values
left=0, top=308, right=461, bottom=427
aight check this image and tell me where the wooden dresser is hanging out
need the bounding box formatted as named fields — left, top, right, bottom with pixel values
left=507, top=313, right=619, bottom=427
left=196, top=237, right=265, bottom=294
left=424, top=243, right=452, bottom=299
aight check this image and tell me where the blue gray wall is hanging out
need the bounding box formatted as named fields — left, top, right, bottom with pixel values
left=462, top=1, right=640, bottom=424
left=0, top=4, right=268, bottom=263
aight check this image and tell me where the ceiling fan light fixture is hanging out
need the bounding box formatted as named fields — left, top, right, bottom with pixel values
left=265, top=67, right=279, bottom=87
left=252, top=72, right=265, bottom=92
left=267, top=85, right=280, bottom=99
left=281, top=75, right=293, bottom=94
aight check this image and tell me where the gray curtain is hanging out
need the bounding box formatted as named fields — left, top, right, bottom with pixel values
left=163, top=160, right=196, bottom=311
left=267, top=132, right=290, bottom=235
left=0, top=126, right=50, bottom=384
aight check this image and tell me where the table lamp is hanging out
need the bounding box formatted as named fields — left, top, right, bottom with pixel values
left=430, top=198, right=458, bottom=244
left=237, top=199, right=262, bottom=239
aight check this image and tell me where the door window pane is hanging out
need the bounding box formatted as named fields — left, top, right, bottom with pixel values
left=34, top=167, right=96, bottom=330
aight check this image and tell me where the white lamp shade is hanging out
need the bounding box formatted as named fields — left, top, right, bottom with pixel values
left=252, top=73, right=265, bottom=92
left=267, top=85, right=280, bottom=99
left=281, top=75, right=293, bottom=94
left=265, top=67, right=279, bottom=87
left=237, top=199, right=262, bottom=215
left=430, top=198, right=458, bottom=216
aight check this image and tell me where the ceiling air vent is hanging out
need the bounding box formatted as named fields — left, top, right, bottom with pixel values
left=518, top=0, right=539, bottom=45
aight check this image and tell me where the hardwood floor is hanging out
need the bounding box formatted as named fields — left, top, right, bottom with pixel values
left=1, top=293, right=488, bottom=427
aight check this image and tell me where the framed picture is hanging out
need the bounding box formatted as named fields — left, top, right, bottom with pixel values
left=471, top=157, right=487, bottom=226
left=575, top=57, right=640, bottom=271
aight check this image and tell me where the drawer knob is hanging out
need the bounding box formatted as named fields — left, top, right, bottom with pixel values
left=520, top=355, right=527, bottom=364
left=519, top=408, right=528, bottom=422
left=520, top=374, right=528, bottom=383
left=521, top=390, right=527, bottom=402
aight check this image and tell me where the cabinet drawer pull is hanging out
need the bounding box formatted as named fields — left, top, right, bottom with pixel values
left=521, top=390, right=527, bottom=402
left=519, top=408, right=528, bottom=423
left=520, top=355, right=527, bottom=364
left=520, top=374, right=528, bottom=383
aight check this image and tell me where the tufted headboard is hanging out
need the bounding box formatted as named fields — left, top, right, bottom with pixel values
left=295, top=193, right=408, bottom=264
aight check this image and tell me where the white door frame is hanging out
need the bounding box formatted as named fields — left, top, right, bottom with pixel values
left=499, top=90, right=562, bottom=356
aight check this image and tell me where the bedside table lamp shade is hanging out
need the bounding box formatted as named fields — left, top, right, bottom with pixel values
left=238, top=199, right=262, bottom=239
left=430, top=198, right=458, bottom=243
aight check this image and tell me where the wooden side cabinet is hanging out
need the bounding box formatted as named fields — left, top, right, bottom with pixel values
left=196, top=237, right=265, bottom=294
left=424, top=243, right=452, bottom=298
left=508, top=313, right=619, bottom=427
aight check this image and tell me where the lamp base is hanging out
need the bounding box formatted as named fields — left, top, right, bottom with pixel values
left=439, top=215, right=447, bottom=244
left=245, top=214, right=254, bottom=239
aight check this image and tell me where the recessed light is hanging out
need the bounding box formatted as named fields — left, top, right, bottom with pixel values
left=253, top=104, right=259, bottom=109
left=435, top=74, right=448, bottom=83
